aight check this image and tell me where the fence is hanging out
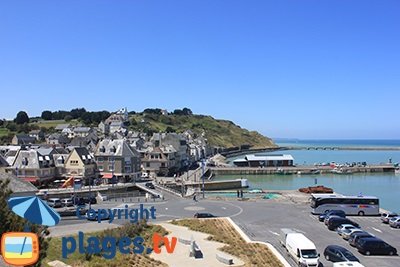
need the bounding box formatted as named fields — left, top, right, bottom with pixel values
left=104, top=191, right=165, bottom=203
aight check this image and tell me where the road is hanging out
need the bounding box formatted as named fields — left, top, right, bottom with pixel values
left=53, top=191, right=399, bottom=267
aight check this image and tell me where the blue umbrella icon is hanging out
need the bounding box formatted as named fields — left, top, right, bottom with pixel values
left=7, top=196, right=61, bottom=226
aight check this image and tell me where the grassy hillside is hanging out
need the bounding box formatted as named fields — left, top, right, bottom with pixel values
left=130, top=113, right=276, bottom=149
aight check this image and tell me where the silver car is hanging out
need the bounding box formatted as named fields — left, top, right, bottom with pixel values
left=342, top=228, right=364, bottom=240
left=389, top=217, right=400, bottom=228
left=337, top=224, right=360, bottom=237
left=381, top=212, right=398, bottom=224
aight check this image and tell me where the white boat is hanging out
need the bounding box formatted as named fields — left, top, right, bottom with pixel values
left=395, top=168, right=400, bottom=175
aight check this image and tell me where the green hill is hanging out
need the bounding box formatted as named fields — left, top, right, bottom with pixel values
left=129, top=113, right=276, bottom=149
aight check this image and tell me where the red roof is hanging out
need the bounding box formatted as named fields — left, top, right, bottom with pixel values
left=21, top=177, right=39, bottom=183
left=102, top=173, right=113, bottom=179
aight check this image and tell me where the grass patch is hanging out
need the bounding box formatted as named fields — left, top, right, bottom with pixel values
left=44, top=222, right=168, bottom=267
left=0, top=128, right=10, bottom=137
left=171, top=218, right=284, bottom=267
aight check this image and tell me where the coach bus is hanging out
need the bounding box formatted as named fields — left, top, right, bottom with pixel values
left=310, top=193, right=379, bottom=216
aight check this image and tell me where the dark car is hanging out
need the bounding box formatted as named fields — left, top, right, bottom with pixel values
left=83, top=196, right=97, bottom=204
left=194, top=213, right=215, bottom=218
left=327, top=217, right=360, bottom=231
left=319, top=210, right=346, bottom=222
left=324, top=245, right=359, bottom=262
left=72, top=196, right=86, bottom=206
left=145, top=182, right=155, bottom=189
left=349, top=232, right=374, bottom=247
left=355, top=237, right=397, bottom=256
left=86, top=210, right=110, bottom=221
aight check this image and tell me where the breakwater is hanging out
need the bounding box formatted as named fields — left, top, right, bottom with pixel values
left=210, top=165, right=396, bottom=175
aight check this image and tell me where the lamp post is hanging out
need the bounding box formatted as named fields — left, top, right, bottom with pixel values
left=88, top=176, right=92, bottom=210
left=111, top=154, right=115, bottom=187
left=201, top=159, right=205, bottom=199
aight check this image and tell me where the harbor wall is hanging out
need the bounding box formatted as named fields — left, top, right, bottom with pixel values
left=210, top=165, right=395, bottom=175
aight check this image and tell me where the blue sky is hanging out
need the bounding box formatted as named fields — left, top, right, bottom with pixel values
left=1, top=1, right=399, bottom=139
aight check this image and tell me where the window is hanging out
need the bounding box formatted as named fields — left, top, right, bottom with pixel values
left=161, top=163, right=166, bottom=167
left=146, top=163, right=150, bottom=167
left=97, top=157, right=104, bottom=162
left=70, top=160, right=79, bottom=165
left=108, top=164, right=114, bottom=171
left=125, top=166, right=131, bottom=173
left=98, top=166, right=104, bottom=171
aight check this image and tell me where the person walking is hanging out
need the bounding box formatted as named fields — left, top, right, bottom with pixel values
left=193, top=194, right=197, bottom=202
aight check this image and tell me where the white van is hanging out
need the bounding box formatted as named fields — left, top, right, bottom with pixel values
left=333, top=262, right=365, bottom=267
left=283, top=230, right=320, bottom=267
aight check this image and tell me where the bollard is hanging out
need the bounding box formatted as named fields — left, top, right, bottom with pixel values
left=122, top=198, right=124, bottom=202
left=130, top=198, right=132, bottom=202
left=138, top=198, right=140, bottom=202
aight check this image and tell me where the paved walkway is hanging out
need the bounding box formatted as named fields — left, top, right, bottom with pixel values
left=49, top=222, right=120, bottom=237
left=151, top=222, right=244, bottom=267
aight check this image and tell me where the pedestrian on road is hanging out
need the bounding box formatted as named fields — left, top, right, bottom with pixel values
left=237, top=190, right=240, bottom=198
left=240, top=190, right=243, bottom=198
left=193, top=194, right=197, bottom=202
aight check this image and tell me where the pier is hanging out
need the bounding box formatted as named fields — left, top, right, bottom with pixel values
left=210, top=165, right=396, bottom=175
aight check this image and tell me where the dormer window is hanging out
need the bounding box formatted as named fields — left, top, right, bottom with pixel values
left=22, top=157, right=28, bottom=166
left=110, top=146, right=116, bottom=153
left=100, top=146, right=106, bottom=153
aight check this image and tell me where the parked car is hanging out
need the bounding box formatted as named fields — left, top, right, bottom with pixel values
left=72, top=196, right=86, bottom=206
left=319, top=210, right=346, bottom=222
left=389, top=216, right=400, bottom=228
left=325, top=215, right=341, bottom=225
left=194, top=213, right=215, bottom=218
left=328, top=217, right=360, bottom=231
left=324, top=245, right=359, bottom=262
left=349, top=232, right=374, bottom=247
left=341, top=228, right=364, bottom=240
left=61, top=198, right=73, bottom=207
left=47, top=198, right=62, bottom=208
left=83, top=196, right=97, bottom=204
left=145, top=182, right=155, bottom=189
left=337, top=224, right=360, bottom=237
left=355, top=237, right=397, bottom=256
left=86, top=210, right=110, bottom=221
left=381, top=212, right=398, bottom=224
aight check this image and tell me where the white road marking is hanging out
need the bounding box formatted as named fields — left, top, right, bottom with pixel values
left=371, top=227, right=383, bottom=233
left=269, top=230, right=280, bottom=236
left=221, top=207, right=226, bottom=210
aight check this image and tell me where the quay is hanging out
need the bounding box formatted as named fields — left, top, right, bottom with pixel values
left=210, top=164, right=396, bottom=175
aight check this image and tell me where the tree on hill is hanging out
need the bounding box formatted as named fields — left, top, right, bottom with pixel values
left=0, top=179, right=50, bottom=266
left=143, top=108, right=162, bottom=115
left=14, top=111, right=29, bottom=124
left=64, top=115, right=73, bottom=122
left=41, top=110, right=53, bottom=120
left=173, top=107, right=193, bottom=115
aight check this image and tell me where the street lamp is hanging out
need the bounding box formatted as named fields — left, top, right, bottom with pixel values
left=111, top=154, right=115, bottom=187
left=88, top=176, right=92, bottom=210
left=201, top=159, right=205, bottom=198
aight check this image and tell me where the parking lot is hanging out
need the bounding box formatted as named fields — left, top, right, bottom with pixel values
left=232, top=201, right=400, bottom=267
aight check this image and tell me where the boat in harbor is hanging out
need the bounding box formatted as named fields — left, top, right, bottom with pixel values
left=331, top=167, right=353, bottom=174
left=395, top=168, right=400, bottom=175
